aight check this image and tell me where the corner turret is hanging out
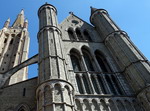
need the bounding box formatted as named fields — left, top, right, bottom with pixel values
left=36, top=3, right=75, bottom=111
left=90, top=7, right=119, bottom=40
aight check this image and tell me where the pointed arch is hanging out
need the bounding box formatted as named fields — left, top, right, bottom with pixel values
left=81, top=46, right=94, bottom=71
left=70, top=48, right=82, bottom=72
left=15, top=103, right=30, bottom=111
left=76, top=28, right=84, bottom=40
left=68, top=28, right=76, bottom=40
left=83, top=30, right=92, bottom=41
left=95, top=50, right=112, bottom=73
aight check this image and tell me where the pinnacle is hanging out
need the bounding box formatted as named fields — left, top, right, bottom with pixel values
left=20, top=9, right=24, bottom=16
left=25, top=19, right=28, bottom=23
left=7, top=18, right=10, bottom=22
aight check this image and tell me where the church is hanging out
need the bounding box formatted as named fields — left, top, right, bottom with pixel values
left=0, top=2, right=150, bottom=111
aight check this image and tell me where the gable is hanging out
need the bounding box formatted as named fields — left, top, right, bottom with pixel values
left=59, top=14, right=102, bottom=42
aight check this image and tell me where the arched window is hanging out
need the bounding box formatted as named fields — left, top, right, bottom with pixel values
left=95, top=51, right=112, bottom=73
left=83, top=30, right=92, bottom=41
left=82, top=48, right=94, bottom=71
left=76, top=28, right=84, bottom=40
left=70, top=50, right=82, bottom=72
left=68, top=28, right=76, bottom=40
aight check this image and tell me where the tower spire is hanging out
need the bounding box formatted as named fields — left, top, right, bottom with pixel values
left=12, top=9, right=25, bottom=27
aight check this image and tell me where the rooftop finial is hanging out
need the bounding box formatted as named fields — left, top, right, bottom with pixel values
left=69, top=12, right=74, bottom=15
left=90, top=6, right=98, bottom=14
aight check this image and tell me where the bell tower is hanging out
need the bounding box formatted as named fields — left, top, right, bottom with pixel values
left=36, top=3, right=75, bottom=111
left=0, top=10, right=30, bottom=85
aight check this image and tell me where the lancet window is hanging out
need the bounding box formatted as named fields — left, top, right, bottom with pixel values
left=95, top=50, right=112, bottom=73
left=82, top=48, right=94, bottom=71
left=76, top=28, right=84, bottom=40
left=83, top=30, right=92, bottom=41
left=68, top=28, right=76, bottom=40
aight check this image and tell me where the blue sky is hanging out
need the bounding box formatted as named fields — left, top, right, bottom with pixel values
left=0, top=0, right=149, bottom=78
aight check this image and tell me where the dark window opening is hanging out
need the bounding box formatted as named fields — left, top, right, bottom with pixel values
left=82, top=74, right=91, bottom=94
left=91, top=75, right=100, bottom=94
left=111, top=75, right=123, bottom=95
left=76, top=75, right=84, bottom=94
left=70, top=54, right=81, bottom=72
left=97, top=75, right=107, bottom=94
left=82, top=51, right=94, bottom=71
left=83, top=30, right=92, bottom=41
left=23, top=88, right=26, bottom=97
left=95, top=51, right=112, bottom=73
left=105, top=75, right=117, bottom=95
left=4, top=38, right=7, bottom=43
left=76, top=28, right=84, bottom=40
left=68, top=29, right=76, bottom=40
left=10, top=38, right=14, bottom=44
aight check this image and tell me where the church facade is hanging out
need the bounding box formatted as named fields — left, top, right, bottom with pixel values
left=0, top=3, right=150, bottom=111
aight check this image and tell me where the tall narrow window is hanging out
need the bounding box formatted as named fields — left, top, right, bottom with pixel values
left=82, top=74, right=91, bottom=94
left=91, top=75, right=100, bottom=94
left=111, top=75, right=123, bottom=95
left=82, top=49, right=94, bottom=71
left=4, top=38, right=7, bottom=43
left=76, top=28, right=84, bottom=40
left=95, top=51, right=112, bottom=73
left=23, top=88, right=26, bottom=97
left=70, top=55, right=81, bottom=72
left=97, top=75, right=107, bottom=94
left=70, top=50, right=82, bottom=72
left=68, top=29, right=76, bottom=40
left=76, top=75, right=84, bottom=94
left=83, top=30, right=92, bottom=41
left=105, top=75, right=117, bottom=95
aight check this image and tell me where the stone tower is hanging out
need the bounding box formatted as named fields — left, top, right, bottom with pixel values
left=36, top=3, right=74, bottom=111
left=0, top=10, right=29, bottom=85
